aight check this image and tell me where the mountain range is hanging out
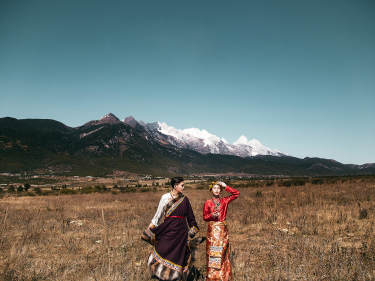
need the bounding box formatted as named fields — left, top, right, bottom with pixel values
left=0, top=114, right=374, bottom=176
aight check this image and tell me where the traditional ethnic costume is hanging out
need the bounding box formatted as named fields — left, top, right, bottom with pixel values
left=203, top=185, right=240, bottom=281
left=143, top=192, right=199, bottom=280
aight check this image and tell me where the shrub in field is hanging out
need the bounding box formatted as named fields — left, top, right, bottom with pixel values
left=41, top=190, right=54, bottom=196
left=120, top=186, right=136, bottom=193
left=311, top=178, right=324, bottom=185
left=24, top=183, right=31, bottom=191
left=94, top=185, right=107, bottom=193
left=33, top=187, right=42, bottom=195
left=279, top=180, right=292, bottom=187
left=278, top=179, right=307, bottom=187
left=61, top=189, right=78, bottom=195
left=7, top=185, right=15, bottom=193
left=358, top=203, right=369, bottom=220
left=292, top=179, right=307, bottom=186
left=265, top=181, right=274, bottom=186
left=78, top=185, right=108, bottom=194
left=80, top=186, right=95, bottom=194
left=359, top=208, right=368, bottom=219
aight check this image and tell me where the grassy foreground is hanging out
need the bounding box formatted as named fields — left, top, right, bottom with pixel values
left=0, top=180, right=374, bottom=280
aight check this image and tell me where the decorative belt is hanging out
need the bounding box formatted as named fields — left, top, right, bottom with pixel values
left=208, top=220, right=226, bottom=225
left=167, top=216, right=185, bottom=219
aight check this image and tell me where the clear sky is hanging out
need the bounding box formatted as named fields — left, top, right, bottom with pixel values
left=1, top=0, right=374, bottom=164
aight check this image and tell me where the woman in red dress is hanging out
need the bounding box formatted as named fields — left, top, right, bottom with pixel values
left=203, top=181, right=240, bottom=281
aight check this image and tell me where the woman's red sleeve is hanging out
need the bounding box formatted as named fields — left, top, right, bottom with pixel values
left=223, top=186, right=240, bottom=204
left=203, top=200, right=214, bottom=221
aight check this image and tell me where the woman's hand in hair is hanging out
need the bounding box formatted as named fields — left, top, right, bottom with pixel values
left=217, top=181, right=227, bottom=188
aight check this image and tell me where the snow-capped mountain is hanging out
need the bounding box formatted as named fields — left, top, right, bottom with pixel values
left=142, top=120, right=283, bottom=157
left=231, top=136, right=283, bottom=157
left=85, top=113, right=284, bottom=158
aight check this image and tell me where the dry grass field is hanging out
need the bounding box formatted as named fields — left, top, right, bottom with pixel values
left=0, top=179, right=374, bottom=280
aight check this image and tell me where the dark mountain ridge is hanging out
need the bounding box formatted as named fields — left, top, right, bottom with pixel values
left=0, top=115, right=374, bottom=176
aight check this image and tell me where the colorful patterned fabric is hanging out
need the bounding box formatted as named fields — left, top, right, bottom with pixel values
left=165, top=195, right=185, bottom=218
left=141, top=226, right=156, bottom=246
left=148, top=252, right=184, bottom=281
left=206, top=221, right=232, bottom=281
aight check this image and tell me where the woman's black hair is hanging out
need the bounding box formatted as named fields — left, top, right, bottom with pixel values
left=170, top=176, right=184, bottom=189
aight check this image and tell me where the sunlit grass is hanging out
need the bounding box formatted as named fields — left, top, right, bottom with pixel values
left=0, top=179, right=374, bottom=280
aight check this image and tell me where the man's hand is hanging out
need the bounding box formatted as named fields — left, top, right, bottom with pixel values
left=148, top=223, right=155, bottom=229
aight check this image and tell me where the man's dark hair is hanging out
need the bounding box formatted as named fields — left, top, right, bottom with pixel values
left=170, top=177, right=184, bottom=188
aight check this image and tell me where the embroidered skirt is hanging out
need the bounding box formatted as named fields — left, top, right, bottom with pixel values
left=206, top=221, right=232, bottom=281
left=147, top=219, right=190, bottom=280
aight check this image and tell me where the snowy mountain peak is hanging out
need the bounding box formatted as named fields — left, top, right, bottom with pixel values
left=152, top=121, right=283, bottom=157
left=157, top=122, right=227, bottom=148
left=158, top=122, right=182, bottom=138
left=233, top=135, right=280, bottom=156
left=234, top=136, right=261, bottom=147
left=234, top=135, right=250, bottom=145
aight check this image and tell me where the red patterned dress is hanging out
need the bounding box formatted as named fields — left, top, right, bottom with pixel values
left=203, top=186, right=240, bottom=281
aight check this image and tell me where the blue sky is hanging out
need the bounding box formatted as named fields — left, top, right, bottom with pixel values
left=1, top=0, right=374, bottom=164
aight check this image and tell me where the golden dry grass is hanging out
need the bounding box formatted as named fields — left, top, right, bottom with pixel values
left=0, top=180, right=375, bottom=280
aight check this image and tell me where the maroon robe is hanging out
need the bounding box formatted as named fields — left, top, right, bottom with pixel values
left=148, top=195, right=199, bottom=280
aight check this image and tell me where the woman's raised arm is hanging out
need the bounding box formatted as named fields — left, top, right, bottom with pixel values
left=223, top=185, right=240, bottom=204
